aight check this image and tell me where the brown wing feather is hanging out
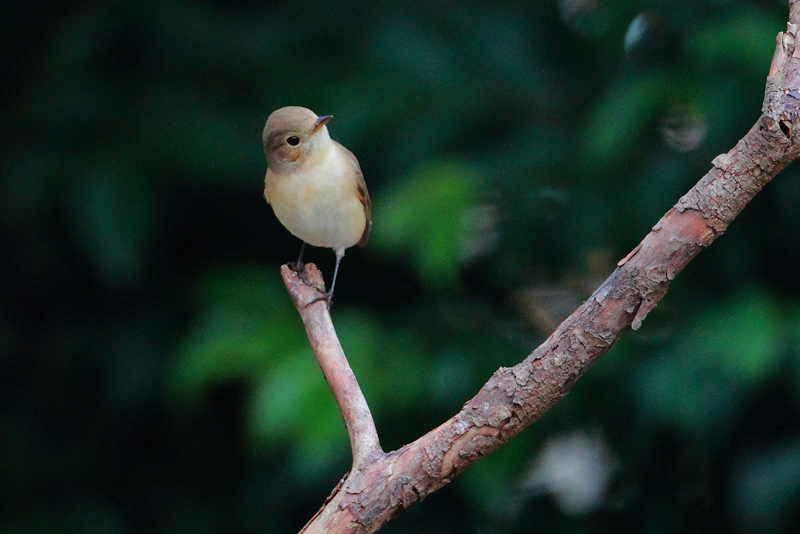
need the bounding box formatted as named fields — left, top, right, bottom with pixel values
left=356, top=174, right=371, bottom=246
left=335, top=141, right=371, bottom=247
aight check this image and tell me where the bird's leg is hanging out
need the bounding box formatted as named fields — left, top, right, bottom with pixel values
left=305, top=248, right=344, bottom=310
left=294, top=242, right=323, bottom=292
left=327, top=249, right=345, bottom=305
left=295, top=242, right=307, bottom=271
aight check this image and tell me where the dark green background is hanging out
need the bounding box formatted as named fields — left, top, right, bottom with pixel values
left=3, top=0, right=800, bottom=532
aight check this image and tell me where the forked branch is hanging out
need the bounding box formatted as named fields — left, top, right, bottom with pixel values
left=282, top=4, right=800, bottom=532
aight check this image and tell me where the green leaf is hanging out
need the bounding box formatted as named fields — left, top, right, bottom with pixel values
left=245, top=352, right=343, bottom=450
left=584, top=72, right=674, bottom=165
left=691, top=287, right=781, bottom=381
left=373, top=159, right=480, bottom=289
left=167, top=264, right=306, bottom=402
left=687, top=9, right=783, bottom=75
left=635, top=287, right=782, bottom=439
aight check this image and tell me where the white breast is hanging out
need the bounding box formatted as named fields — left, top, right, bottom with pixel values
left=269, top=145, right=366, bottom=252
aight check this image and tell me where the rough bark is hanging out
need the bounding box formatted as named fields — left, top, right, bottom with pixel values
left=282, top=4, right=800, bottom=533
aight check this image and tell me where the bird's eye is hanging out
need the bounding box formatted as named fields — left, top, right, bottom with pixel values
left=286, top=136, right=300, bottom=146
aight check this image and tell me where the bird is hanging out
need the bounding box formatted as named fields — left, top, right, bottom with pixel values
left=263, top=106, right=371, bottom=304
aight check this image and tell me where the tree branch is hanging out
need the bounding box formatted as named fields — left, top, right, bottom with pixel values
left=283, top=7, right=800, bottom=533
left=281, top=264, right=382, bottom=467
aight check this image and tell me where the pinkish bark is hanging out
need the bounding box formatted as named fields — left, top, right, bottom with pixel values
left=283, top=5, right=800, bottom=533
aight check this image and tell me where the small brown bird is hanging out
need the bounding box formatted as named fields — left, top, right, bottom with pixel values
left=263, top=106, right=371, bottom=302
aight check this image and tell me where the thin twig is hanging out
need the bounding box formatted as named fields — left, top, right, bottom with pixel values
left=286, top=7, right=800, bottom=533
left=281, top=264, right=382, bottom=467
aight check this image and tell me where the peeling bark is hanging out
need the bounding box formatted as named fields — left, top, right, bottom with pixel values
left=283, top=5, right=800, bottom=533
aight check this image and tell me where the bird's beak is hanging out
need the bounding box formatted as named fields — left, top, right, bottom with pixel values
left=312, top=115, right=333, bottom=133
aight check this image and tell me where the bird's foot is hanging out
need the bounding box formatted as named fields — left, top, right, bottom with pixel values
left=289, top=261, right=330, bottom=309
left=289, top=259, right=305, bottom=276
left=290, top=261, right=316, bottom=287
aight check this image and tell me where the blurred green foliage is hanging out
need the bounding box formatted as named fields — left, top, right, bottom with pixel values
left=2, top=0, right=800, bottom=532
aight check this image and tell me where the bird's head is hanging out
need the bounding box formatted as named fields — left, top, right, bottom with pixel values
left=263, top=106, right=333, bottom=174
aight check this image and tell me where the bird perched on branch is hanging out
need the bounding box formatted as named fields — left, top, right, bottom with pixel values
left=263, top=106, right=371, bottom=304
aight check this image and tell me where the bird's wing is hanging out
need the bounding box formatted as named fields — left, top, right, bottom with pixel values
left=336, top=141, right=371, bottom=246
left=263, top=168, right=276, bottom=204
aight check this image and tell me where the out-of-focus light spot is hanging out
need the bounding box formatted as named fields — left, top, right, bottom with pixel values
left=516, top=284, right=581, bottom=334
left=459, top=204, right=498, bottom=263
left=624, top=12, right=653, bottom=55
left=516, top=248, right=612, bottom=334
left=522, top=429, right=617, bottom=515
left=661, top=106, right=708, bottom=152
left=558, top=0, right=609, bottom=37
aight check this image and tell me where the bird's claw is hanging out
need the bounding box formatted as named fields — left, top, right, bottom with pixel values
left=290, top=261, right=330, bottom=309
left=290, top=261, right=315, bottom=287
left=289, top=260, right=305, bottom=276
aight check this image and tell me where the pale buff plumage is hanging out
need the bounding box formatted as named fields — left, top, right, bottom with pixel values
left=263, top=106, right=371, bottom=300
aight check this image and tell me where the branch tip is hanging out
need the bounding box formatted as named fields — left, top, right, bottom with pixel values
left=289, top=4, right=800, bottom=531
left=280, top=262, right=382, bottom=470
